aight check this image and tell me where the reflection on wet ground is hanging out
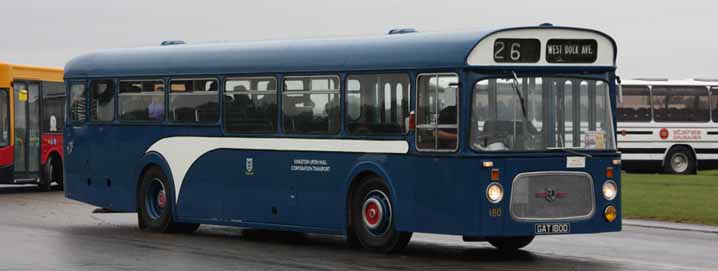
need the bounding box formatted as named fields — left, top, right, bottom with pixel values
left=0, top=188, right=715, bottom=270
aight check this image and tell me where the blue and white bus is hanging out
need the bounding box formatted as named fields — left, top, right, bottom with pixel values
left=64, top=24, right=621, bottom=252
left=617, top=79, right=718, bottom=174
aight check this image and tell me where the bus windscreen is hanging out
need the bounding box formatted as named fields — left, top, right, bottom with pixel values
left=471, top=77, right=615, bottom=151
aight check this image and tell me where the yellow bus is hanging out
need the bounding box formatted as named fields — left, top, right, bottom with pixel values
left=0, top=62, right=65, bottom=191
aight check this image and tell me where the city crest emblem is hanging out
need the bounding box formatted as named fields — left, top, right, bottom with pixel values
left=245, top=158, right=254, bottom=176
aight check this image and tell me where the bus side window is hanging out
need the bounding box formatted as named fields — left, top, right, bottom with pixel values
left=616, top=86, right=651, bottom=122
left=90, top=80, right=116, bottom=122
left=282, top=75, right=340, bottom=134
left=712, top=87, right=718, bottom=122
left=69, top=83, right=87, bottom=123
left=169, top=79, right=219, bottom=124
left=345, top=73, right=410, bottom=135
left=224, top=77, right=278, bottom=133
left=118, top=80, right=165, bottom=122
left=42, top=81, right=66, bottom=133
left=416, top=73, right=458, bottom=151
left=653, top=86, right=709, bottom=122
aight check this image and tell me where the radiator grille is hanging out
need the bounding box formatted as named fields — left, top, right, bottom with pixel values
left=510, top=172, right=595, bottom=221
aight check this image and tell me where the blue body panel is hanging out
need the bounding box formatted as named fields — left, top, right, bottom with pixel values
left=64, top=126, right=621, bottom=237
left=63, top=26, right=621, bottom=238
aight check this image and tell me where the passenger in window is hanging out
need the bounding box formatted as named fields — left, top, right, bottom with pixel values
left=325, top=95, right=340, bottom=126
left=436, top=105, right=457, bottom=149
left=232, top=85, right=252, bottom=118
left=148, top=95, right=164, bottom=120
left=258, top=80, right=276, bottom=106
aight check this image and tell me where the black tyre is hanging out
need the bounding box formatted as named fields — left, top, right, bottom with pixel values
left=138, top=166, right=199, bottom=234
left=664, top=146, right=696, bottom=174
left=38, top=158, right=54, bottom=192
left=345, top=226, right=362, bottom=248
left=350, top=176, right=412, bottom=253
left=487, top=236, right=535, bottom=252
left=53, top=157, right=64, bottom=191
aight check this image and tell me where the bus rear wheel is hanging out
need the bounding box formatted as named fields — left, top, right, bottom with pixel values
left=487, top=236, right=535, bottom=252
left=138, top=166, right=199, bottom=234
left=664, top=146, right=696, bottom=174
left=350, top=176, right=412, bottom=253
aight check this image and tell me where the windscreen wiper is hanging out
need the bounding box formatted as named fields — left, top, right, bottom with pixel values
left=546, top=147, right=593, bottom=158
left=510, top=71, right=530, bottom=122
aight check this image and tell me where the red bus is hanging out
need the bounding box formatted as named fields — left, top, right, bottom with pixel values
left=0, top=62, right=65, bottom=191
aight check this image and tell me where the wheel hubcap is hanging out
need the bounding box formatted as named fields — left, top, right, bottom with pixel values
left=363, top=199, right=382, bottom=227
left=146, top=179, right=167, bottom=219
left=671, top=153, right=688, bottom=173
left=157, top=190, right=166, bottom=209
left=361, top=190, right=392, bottom=235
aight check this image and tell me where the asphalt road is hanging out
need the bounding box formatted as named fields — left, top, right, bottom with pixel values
left=0, top=186, right=715, bottom=271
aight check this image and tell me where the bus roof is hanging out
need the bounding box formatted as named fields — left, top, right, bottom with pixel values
left=0, top=61, right=64, bottom=87
left=622, top=79, right=718, bottom=87
left=64, top=26, right=616, bottom=78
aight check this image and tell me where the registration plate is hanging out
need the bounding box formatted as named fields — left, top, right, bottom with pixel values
left=535, top=223, right=570, bottom=234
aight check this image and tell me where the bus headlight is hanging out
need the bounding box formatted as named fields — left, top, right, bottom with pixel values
left=604, top=205, right=617, bottom=222
left=602, top=180, right=618, bottom=201
left=486, top=183, right=504, bottom=204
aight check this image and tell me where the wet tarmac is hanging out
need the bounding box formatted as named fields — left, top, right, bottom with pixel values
left=0, top=186, right=715, bottom=271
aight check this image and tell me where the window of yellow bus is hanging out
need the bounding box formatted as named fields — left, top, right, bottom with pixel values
left=0, top=89, right=8, bottom=146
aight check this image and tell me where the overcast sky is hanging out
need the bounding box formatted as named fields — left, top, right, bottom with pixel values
left=2, top=0, right=716, bottom=79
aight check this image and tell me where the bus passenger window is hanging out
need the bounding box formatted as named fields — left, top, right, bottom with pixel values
left=616, top=86, right=651, bottom=122
left=0, top=90, right=8, bottom=146
left=41, top=82, right=66, bottom=133
left=346, top=74, right=410, bottom=135
left=712, top=88, right=718, bottom=122
left=282, top=75, right=340, bottom=134
left=416, top=74, right=458, bottom=151
left=224, top=77, right=277, bottom=132
left=69, top=83, right=87, bottom=123
left=90, top=80, right=115, bottom=122
left=652, top=86, right=709, bottom=122
left=169, top=79, right=219, bottom=124
left=118, top=80, right=165, bottom=122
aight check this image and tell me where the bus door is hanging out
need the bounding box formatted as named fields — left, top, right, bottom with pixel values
left=413, top=74, right=464, bottom=232
left=0, top=88, right=10, bottom=182
left=12, top=81, right=41, bottom=180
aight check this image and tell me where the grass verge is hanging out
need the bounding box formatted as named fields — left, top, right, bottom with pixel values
left=622, top=170, right=718, bottom=226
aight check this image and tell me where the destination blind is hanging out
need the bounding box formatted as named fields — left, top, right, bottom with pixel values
left=546, top=39, right=598, bottom=63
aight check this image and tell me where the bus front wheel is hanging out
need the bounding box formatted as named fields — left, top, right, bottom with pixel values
left=138, top=166, right=199, bottom=234
left=488, top=236, right=535, bottom=252
left=39, top=158, right=55, bottom=192
left=350, top=176, right=412, bottom=253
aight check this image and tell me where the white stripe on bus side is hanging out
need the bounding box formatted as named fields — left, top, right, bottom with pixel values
left=145, top=136, right=410, bottom=202
left=620, top=153, right=664, bottom=161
